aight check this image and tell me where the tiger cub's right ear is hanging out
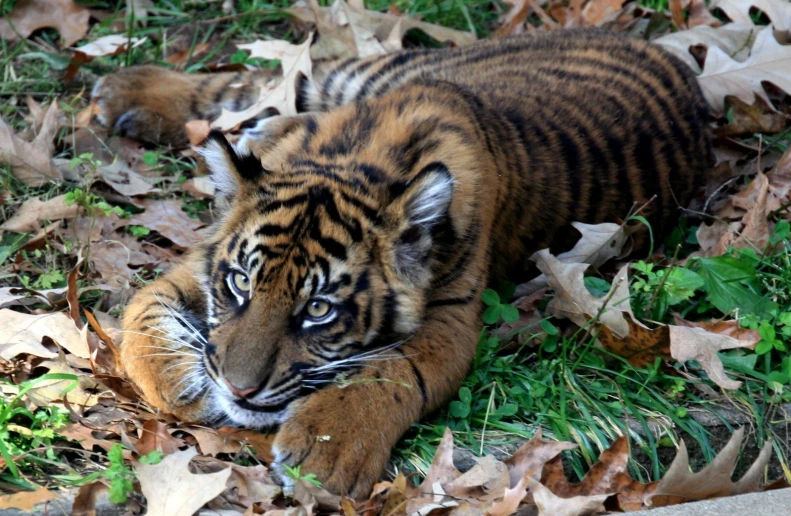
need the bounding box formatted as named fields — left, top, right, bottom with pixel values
left=197, top=130, right=266, bottom=206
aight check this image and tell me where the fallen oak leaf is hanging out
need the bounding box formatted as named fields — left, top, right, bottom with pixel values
left=650, top=427, right=772, bottom=506
left=0, top=0, right=91, bottom=47
left=0, top=309, right=90, bottom=360
left=672, top=315, right=760, bottom=343
left=698, top=26, right=791, bottom=113
left=213, top=35, right=313, bottom=131
left=516, top=221, right=630, bottom=297
left=0, top=102, right=62, bottom=186
left=0, top=194, right=81, bottom=233
left=669, top=324, right=757, bottom=389
left=0, top=487, right=59, bottom=511
left=528, top=477, right=609, bottom=516
left=504, top=428, right=577, bottom=488
left=115, top=199, right=205, bottom=249
left=136, top=447, right=232, bottom=516
left=487, top=472, right=530, bottom=516
left=712, top=0, right=791, bottom=32
left=532, top=250, right=633, bottom=338
left=136, top=419, right=184, bottom=455
left=713, top=96, right=791, bottom=137
left=66, top=35, right=147, bottom=81
left=598, top=314, right=671, bottom=368
left=655, top=23, right=755, bottom=73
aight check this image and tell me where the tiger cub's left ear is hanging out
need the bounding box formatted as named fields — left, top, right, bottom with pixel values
left=197, top=130, right=265, bottom=206
left=388, top=163, right=454, bottom=284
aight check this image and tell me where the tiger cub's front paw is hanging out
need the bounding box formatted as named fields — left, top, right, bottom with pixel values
left=271, top=394, right=391, bottom=499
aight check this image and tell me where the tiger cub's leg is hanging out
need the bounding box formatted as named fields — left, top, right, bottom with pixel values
left=91, top=66, right=273, bottom=146
left=272, top=301, right=481, bottom=498
left=120, top=253, right=214, bottom=422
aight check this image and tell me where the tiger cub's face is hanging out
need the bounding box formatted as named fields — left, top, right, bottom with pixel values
left=192, top=131, right=454, bottom=428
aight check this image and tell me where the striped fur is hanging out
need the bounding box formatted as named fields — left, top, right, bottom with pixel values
left=107, top=29, right=711, bottom=498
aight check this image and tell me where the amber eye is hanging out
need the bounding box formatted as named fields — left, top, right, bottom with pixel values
left=305, top=299, right=332, bottom=320
left=229, top=271, right=251, bottom=295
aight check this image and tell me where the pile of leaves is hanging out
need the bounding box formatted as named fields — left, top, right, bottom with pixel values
left=2, top=0, right=791, bottom=514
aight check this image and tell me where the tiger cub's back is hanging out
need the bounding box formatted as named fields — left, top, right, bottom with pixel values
left=307, top=29, right=712, bottom=278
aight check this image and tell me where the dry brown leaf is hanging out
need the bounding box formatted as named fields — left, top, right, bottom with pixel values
left=288, top=0, right=475, bottom=51
left=186, top=119, right=212, bottom=145
left=137, top=447, right=232, bottom=516
left=66, top=35, right=147, bottom=80
left=184, top=427, right=275, bottom=462
left=714, top=96, right=791, bottom=137
left=72, top=481, right=106, bottom=516
left=0, top=194, right=81, bottom=233
left=712, top=0, right=791, bottom=31
left=581, top=0, right=629, bottom=26
left=96, top=161, right=159, bottom=197
left=413, top=427, right=462, bottom=496
left=699, top=27, right=791, bottom=113
left=528, top=477, right=609, bottom=516
left=0, top=0, right=91, bottom=47
left=672, top=315, right=761, bottom=343
left=540, top=437, right=654, bottom=508
left=0, top=309, right=89, bottom=360
left=332, top=0, right=389, bottom=57
left=166, top=42, right=211, bottom=65
left=699, top=171, right=772, bottom=256
left=669, top=324, right=757, bottom=389
left=516, top=222, right=629, bottom=297
left=655, top=23, right=754, bottom=73
left=183, top=176, right=216, bottom=199
left=60, top=423, right=116, bottom=451
left=214, top=36, right=313, bottom=130
left=598, top=314, right=671, bottom=368
left=504, top=428, right=577, bottom=488
left=650, top=428, right=772, bottom=506
left=487, top=472, right=530, bottom=516
left=0, top=487, right=59, bottom=511
left=532, top=250, right=633, bottom=338
left=495, top=0, right=531, bottom=37
left=0, top=102, right=62, bottom=186
left=117, top=199, right=205, bottom=249
left=26, top=355, right=106, bottom=409
left=89, top=237, right=157, bottom=288
left=136, top=419, right=185, bottom=455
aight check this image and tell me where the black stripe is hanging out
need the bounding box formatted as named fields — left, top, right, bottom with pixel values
left=426, top=295, right=475, bottom=308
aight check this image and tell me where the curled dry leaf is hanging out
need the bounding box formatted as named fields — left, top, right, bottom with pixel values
left=669, top=324, right=757, bottom=389
left=516, top=221, right=628, bottom=297
left=137, top=447, right=232, bottom=516
left=0, top=102, right=62, bottom=186
left=672, top=315, right=761, bottom=343
left=504, top=428, right=578, bottom=487
left=699, top=27, right=791, bottom=113
left=712, top=0, right=791, bottom=31
left=136, top=419, right=185, bottom=455
left=66, top=35, right=147, bottom=81
left=213, top=36, right=313, bottom=131
left=655, top=23, right=755, bottom=73
left=714, top=96, right=791, bottom=137
left=96, top=161, right=159, bottom=197
left=0, top=194, right=81, bottom=233
left=650, top=427, right=773, bottom=506
left=0, top=0, right=91, bottom=47
left=117, top=199, right=205, bottom=249
left=528, top=477, right=610, bottom=516
left=0, top=487, right=59, bottom=511
left=532, top=250, right=633, bottom=338
left=287, top=0, right=475, bottom=52
left=0, top=309, right=90, bottom=360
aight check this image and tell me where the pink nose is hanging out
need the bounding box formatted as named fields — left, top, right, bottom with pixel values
left=224, top=378, right=258, bottom=398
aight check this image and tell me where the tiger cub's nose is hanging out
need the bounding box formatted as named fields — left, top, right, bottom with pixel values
left=223, top=378, right=260, bottom=398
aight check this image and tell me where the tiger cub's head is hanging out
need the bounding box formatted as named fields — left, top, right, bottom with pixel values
left=191, top=111, right=471, bottom=427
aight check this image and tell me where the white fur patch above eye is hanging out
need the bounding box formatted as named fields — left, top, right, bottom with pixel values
left=407, top=172, right=454, bottom=227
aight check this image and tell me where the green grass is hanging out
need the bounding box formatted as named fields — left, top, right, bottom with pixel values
left=1, top=0, right=791, bottom=500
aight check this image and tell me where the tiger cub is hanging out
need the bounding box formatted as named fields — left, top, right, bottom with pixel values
left=93, top=28, right=711, bottom=497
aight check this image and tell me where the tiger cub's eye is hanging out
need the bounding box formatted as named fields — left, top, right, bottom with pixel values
left=231, top=271, right=251, bottom=293
left=305, top=299, right=332, bottom=320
